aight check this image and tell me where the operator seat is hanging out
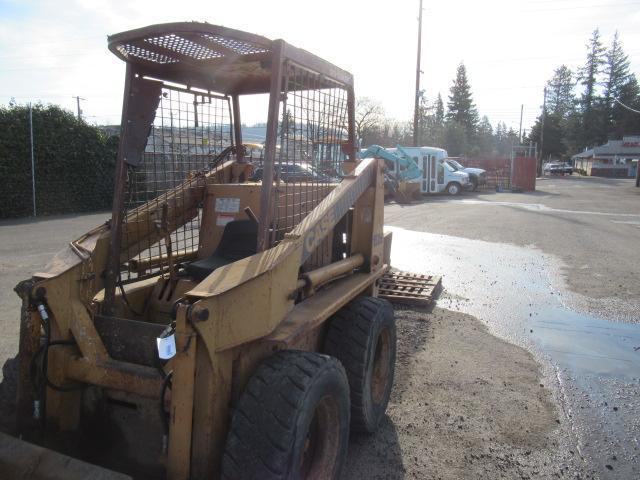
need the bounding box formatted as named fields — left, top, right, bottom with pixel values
left=185, top=220, right=258, bottom=281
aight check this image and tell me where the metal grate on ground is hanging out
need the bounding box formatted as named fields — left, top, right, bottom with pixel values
left=378, top=270, right=442, bottom=306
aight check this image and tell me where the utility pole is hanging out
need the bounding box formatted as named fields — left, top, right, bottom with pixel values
left=538, top=87, right=547, bottom=176
left=29, top=103, right=36, bottom=216
left=518, top=104, right=523, bottom=143
left=412, top=0, right=423, bottom=147
left=73, top=96, right=85, bottom=121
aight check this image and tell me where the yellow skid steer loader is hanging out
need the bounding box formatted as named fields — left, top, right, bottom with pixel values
left=3, top=22, right=395, bottom=480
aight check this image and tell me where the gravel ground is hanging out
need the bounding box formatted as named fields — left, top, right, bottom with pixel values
left=344, top=305, right=588, bottom=480
left=0, top=176, right=637, bottom=478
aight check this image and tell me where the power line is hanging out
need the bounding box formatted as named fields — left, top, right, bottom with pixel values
left=519, top=1, right=640, bottom=12
left=614, top=97, right=640, bottom=114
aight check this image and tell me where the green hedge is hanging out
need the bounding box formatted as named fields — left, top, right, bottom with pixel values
left=0, top=104, right=118, bottom=218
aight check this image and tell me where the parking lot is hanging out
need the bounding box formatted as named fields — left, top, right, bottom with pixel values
left=0, top=176, right=638, bottom=478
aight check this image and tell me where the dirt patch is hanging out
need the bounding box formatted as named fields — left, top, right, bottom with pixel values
left=0, top=305, right=590, bottom=479
left=344, top=306, right=589, bottom=479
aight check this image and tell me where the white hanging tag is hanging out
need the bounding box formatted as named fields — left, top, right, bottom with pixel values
left=157, top=334, right=177, bottom=360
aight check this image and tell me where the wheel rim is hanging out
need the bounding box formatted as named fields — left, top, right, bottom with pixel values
left=449, top=184, right=458, bottom=194
left=299, top=395, right=341, bottom=479
left=371, top=327, right=392, bottom=405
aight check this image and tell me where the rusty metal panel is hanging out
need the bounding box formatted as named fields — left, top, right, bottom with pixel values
left=377, top=270, right=442, bottom=306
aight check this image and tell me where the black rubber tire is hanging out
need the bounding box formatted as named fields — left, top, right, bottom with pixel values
left=446, top=182, right=462, bottom=195
left=324, top=296, right=396, bottom=433
left=221, top=350, right=350, bottom=480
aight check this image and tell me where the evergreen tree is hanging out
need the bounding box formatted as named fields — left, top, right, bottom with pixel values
left=415, top=91, right=446, bottom=147
left=446, top=63, right=479, bottom=137
left=443, top=121, right=468, bottom=156
left=435, top=93, right=444, bottom=126
left=611, top=74, right=640, bottom=138
left=547, top=65, right=576, bottom=119
left=529, top=113, right=566, bottom=159
left=578, top=29, right=607, bottom=146
left=602, top=31, right=631, bottom=138
left=415, top=90, right=431, bottom=143
left=476, top=116, right=494, bottom=154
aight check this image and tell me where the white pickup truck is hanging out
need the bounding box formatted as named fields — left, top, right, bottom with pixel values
left=444, top=157, right=487, bottom=191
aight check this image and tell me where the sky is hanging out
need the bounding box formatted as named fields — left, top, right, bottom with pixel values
left=1, top=0, right=639, bottom=137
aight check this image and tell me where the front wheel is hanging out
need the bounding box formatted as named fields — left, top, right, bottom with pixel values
left=222, top=351, right=350, bottom=480
left=446, top=182, right=462, bottom=195
left=324, top=297, right=396, bottom=433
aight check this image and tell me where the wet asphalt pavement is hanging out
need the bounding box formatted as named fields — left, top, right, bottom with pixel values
left=385, top=176, right=640, bottom=478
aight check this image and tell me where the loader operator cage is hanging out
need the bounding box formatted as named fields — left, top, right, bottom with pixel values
left=107, top=23, right=356, bottom=285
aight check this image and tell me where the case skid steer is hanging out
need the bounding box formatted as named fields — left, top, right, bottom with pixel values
left=2, top=22, right=396, bottom=480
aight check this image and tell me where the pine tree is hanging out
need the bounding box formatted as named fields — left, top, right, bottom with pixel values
left=446, top=63, right=479, bottom=137
left=547, top=65, right=575, bottom=119
left=416, top=90, right=431, bottom=142
left=443, top=121, right=467, bottom=156
left=611, top=74, right=640, bottom=138
left=602, top=31, right=631, bottom=138
left=578, top=29, right=606, bottom=146
left=529, top=113, right=566, bottom=159
left=415, top=91, right=446, bottom=147
left=435, top=93, right=444, bottom=126
left=476, top=116, right=494, bottom=154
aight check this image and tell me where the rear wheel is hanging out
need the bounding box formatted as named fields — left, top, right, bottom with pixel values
left=446, top=182, right=461, bottom=195
left=222, top=351, right=350, bottom=480
left=324, top=297, right=396, bottom=433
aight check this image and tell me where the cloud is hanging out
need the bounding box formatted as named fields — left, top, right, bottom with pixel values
left=0, top=0, right=638, bottom=131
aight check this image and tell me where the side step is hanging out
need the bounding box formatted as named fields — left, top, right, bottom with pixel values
left=377, top=270, right=441, bottom=306
left=0, top=432, right=131, bottom=480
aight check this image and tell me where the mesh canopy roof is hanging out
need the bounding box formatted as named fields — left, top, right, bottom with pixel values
left=108, top=22, right=352, bottom=95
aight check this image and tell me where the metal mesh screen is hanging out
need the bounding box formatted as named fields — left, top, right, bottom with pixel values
left=121, top=87, right=232, bottom=281
left=270, top=62, right=349, bottom=267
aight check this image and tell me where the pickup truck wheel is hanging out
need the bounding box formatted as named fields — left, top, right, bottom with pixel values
left=471, top=179, right=478, bottom=191
left=324, top=297, right=396, bottom=433
left=446, top=182, right=462, bottom=195
left=222, top=351, right=350, bottom=480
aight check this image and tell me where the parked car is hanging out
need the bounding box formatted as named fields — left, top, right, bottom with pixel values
left=444, top=158, right=487, bottom=191
left=543, top=162, right=564, bottom=175
left=561, top=162, right=573, bottom=175
left=249, top=163, right=338, bottom=183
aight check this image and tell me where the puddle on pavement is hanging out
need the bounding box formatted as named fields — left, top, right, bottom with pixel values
left=386, top=226, right=640, bottom=477
left=532, top=308, right=640, bottom=378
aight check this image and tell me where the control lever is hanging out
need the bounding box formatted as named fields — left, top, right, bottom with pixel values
left=244, top=206, right=259, bottom=226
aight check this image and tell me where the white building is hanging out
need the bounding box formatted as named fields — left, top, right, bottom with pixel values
left=572, top=136, right=640, bottom=178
